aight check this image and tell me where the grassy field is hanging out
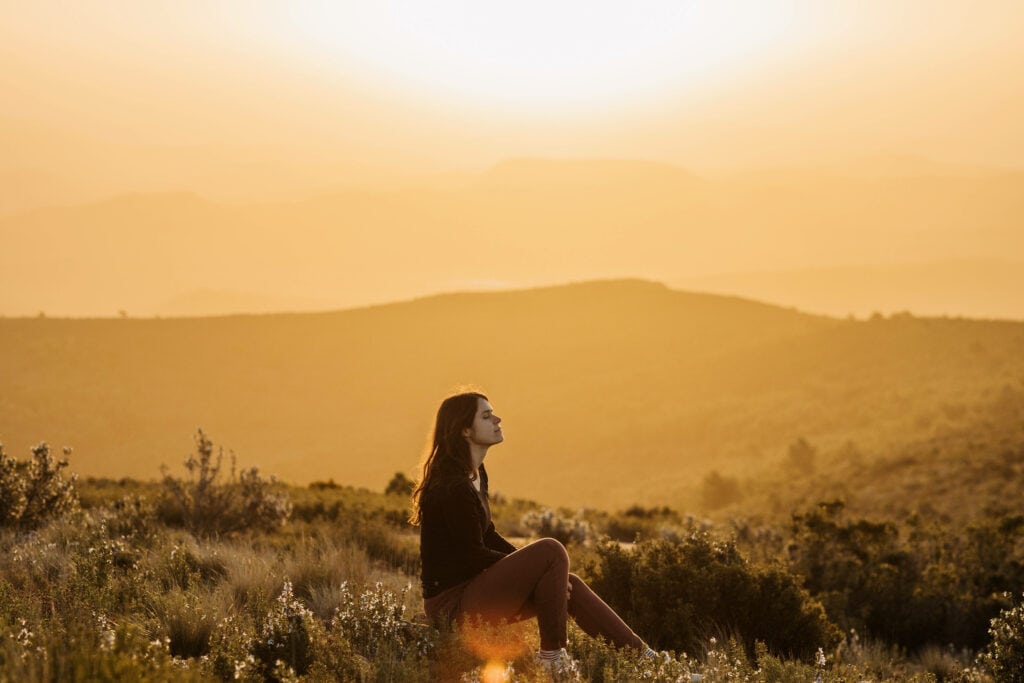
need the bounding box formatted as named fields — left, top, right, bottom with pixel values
left=1, top=425, right=1021, bottom=681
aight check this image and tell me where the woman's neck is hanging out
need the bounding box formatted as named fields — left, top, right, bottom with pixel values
left=470, top=460, right=485, bottom=491
left=469, top=437, right=491, bottom=467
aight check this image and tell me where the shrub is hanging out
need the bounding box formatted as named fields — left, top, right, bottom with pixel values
left=330, top=581, right=422, bottom=659
left=206, top=581, right=323, bottom=681
left=250, top=581, right=319, bottom=677
left=603, top=506, right=681, bottom=542
left=385, top=471, right=415, bottom=497
left=0, top=441, right=79, bottom=531
left=103, top=495, right=157, bottom=543
left=584, top=532, right=840, bottom=658
left=521, top=508, right=593, bottom=546
left=157, top=430, right=291, bottom=536
left=977, top=593, right=1024, bottom=683
left=788, top=501, right=1024, bottom=650
left=206, top=614, right=258, bottom=681
left=701, top=470, right=743, bottom=511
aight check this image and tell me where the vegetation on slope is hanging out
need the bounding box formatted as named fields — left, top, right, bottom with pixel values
left=3, top=280, right=1023, bottom=509
left=2, top=425, right=1023, bottom=681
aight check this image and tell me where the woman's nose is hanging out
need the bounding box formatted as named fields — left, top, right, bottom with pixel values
left=495, top=415, right=501, bottom=424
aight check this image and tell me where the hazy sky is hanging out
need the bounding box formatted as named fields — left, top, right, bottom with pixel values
left=3, top=1, right=1023, bottom=210
left=2, top=1, right=1023, bottom=322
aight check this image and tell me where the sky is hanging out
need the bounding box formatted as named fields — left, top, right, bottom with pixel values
left=2, top=1, right=1023, bottom=211
left=2, top=1, right=1023, bottom=319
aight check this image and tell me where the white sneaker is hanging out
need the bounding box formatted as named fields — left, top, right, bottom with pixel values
left=535, top=648, right=580, bottom=681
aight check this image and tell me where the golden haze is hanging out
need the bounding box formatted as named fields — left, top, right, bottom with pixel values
left=2, top=159, right=1023, bottom=319
left=2, top=281, right=1022, bottom=509
left=1, top=3, right=1023, bottom=507
left=2, top=1, right=1023, bottom=214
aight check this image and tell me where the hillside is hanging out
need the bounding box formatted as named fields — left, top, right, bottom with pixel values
left=706, top=381, right=1024, bottom=527
left=3, top=279, right=1023, bottom=509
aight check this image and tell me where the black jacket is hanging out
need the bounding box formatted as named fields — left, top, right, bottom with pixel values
left=419, top=463, right=517, bottom=598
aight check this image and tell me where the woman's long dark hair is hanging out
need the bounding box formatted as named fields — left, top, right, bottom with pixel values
left=409, top=391, right=486, bottom=525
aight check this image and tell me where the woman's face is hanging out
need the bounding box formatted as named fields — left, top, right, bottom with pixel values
left=462, top=397, right=503, bottom=448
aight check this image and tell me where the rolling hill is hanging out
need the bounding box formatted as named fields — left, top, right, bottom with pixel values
left=2, top=279, right=1022, bottom=509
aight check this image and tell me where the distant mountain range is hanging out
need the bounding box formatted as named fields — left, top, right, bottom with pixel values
left=3, top=279, right=1022, bottom=509
left=2, top=158, right=1021, bottom=320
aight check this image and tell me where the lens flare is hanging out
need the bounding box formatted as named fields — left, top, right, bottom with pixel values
left=459, top=615, right=533, bottom=662
left=481, top=660, right=510, bottom=683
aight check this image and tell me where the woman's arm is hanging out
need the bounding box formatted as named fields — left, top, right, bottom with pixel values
left=476, top=463, right=516, bottom=554
left=483, top=522, right=517, bottom=554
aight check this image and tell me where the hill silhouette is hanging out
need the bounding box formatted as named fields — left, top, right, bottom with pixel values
left=3, top=279, right=1022, bottom=509
left=2, top=158, right=1022, bottom=319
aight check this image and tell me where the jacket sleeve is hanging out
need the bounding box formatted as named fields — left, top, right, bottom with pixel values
left=476, top=463, right=516, bottom=554
left=441, top=485, right=508, bottom=571
left=484, top=522, right=517, bottom=554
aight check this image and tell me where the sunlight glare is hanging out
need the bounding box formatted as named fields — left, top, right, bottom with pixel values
left=274, top=1, right=809, bottom=113
left=482, top=660, right=510, bottom=683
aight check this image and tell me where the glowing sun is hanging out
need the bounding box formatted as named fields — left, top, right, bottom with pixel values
left=274, top=1, right=811, bottom=113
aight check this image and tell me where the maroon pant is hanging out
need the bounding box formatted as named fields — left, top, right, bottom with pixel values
left=424, top=538, right=645, bottom=651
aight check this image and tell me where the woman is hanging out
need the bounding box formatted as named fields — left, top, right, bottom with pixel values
left=411, top=391, right=659, bottom=675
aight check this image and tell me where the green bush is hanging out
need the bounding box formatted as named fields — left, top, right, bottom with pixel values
left=0, top=441, right=79, bottom=531
left=585, top=532, right=840, bottom=658
left=157, top=430, right=292, bottom=536
left=788, top=501, right=1024, bottom=650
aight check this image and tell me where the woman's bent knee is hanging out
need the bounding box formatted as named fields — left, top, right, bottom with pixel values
left=530, top=537, right=569, bottom=566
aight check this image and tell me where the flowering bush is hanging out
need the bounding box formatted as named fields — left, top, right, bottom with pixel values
left=250, top=581, right=318, bottom=677
left=976, top=593, right=1024, bottom=682
left=330, top=580, right=429, bottom=658
left=206, top=582, right=320, bottom=681
left=205, top=614, right=258, bottom=681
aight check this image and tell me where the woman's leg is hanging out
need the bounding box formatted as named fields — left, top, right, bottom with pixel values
left=456, top=538, right=570, bottom=650
left=567, top=573, right=645, bottom=650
